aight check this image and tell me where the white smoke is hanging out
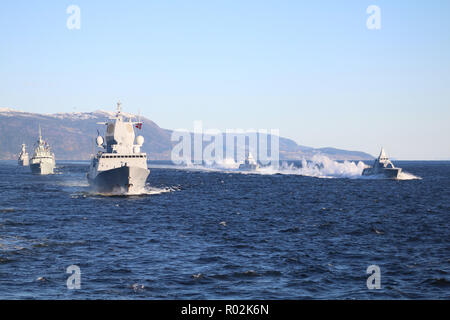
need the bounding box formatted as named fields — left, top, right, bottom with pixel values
left=252, top=155, right=366, bottom=178
left=297, top=155, right=367, bottom=178
left=173, top=155, right=421, bottom=180
left=210, top=158, right=240, bottom=170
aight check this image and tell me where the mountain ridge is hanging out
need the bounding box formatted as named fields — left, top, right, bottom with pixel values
left=0, top=107, right=374, bottom=161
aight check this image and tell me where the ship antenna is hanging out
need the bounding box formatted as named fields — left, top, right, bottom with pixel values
left=38, top=124, right=42, bottom=142
left=117, top=101, right=122, bottom=114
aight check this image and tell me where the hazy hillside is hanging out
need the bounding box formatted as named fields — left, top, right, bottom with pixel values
left=0, top=108, right=374, bottom=161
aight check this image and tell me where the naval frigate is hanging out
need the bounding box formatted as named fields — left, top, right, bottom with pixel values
left=30, top=127, right=56, bottom=175
left=362, top=148, right=402, bottom=179
left=87, top=102, right=150, bottom=194
left=18, top=144, right=29, bottom=166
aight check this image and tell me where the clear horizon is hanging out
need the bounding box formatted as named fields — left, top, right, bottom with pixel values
left=1, top=1, right=449, bottom=160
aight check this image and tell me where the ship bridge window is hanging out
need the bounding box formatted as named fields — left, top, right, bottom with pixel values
left=104, top=154, right=146, bottom=158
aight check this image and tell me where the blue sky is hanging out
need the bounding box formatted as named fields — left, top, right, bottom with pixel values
left=1, top=0, right=449, bottom=159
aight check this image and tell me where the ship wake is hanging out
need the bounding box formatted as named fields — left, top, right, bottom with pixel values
left=125, top=185, right=177, bottom=196
left=396, top=172, right=421, bottom=180
left=180, top=155, right=367, bottom=178
left=175, top=156, right=421, bottom=180
left=70, top=184, right=178, bottom=198
left=256, top=155, right=367, bottom=179
left=90, top=185, right=177, bottom=197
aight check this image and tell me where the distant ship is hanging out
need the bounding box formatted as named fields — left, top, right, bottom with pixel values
left=18, top=144, right=29, bottom=166
left=30, top=126, right=55, bottom=175
left=87, top=102, right=150, bottom=194
left=362, top=148, right=402, bottom=179
left=239, top=152, right=259, bottom=171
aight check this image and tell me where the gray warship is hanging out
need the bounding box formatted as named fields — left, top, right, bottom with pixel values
left=18, top=144, right=29, bottom=166
left=362, top=148, right=402, bottom=179
left=87, top=102, right=150, bottom=194
left=239, top=152, right=259, bottom=171
left=30, top=127, right=55, bottom=175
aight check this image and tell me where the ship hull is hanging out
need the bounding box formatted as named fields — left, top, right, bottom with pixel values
left=239, top=164, right=259, bottom=171
left=30, top=160, right=55, bottom=175
left=88, top=165, right=150, bottom=194
left=362, top=167, right=402, bottom=179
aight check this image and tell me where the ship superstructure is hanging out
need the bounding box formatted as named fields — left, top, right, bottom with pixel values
left=18, top=144, right=29, bottom=166
left=87, top=102, right=149, bottom=193
left=30, top=126, right=55, bottom=175
left=362, top=148, right=402, bottom=179
left=239, top=152, right=259, bottom=171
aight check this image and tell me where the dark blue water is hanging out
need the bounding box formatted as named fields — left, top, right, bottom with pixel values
left=0, top=161, right=449, bottom=299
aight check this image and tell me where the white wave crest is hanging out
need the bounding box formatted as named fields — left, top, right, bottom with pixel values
left=173, top=155, right=422, bottom=180
left=397, top=172, right=421, bottom=180
left=252, top=155, right=366, bottom=178
left=84, top=184, right=178, bottom=197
